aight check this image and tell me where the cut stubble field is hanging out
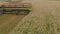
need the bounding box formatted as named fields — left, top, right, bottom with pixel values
left=0, top=14, right=25, bottom=34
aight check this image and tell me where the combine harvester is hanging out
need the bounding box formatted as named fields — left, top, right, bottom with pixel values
left=0, top=0, right=32, bottom=15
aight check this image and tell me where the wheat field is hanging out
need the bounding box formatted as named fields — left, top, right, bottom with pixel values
left=0, top=0, right=60, bottom=34
left=8, top=0, right=60, bottom=34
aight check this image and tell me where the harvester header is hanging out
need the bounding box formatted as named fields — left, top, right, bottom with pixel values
left=0, top=1, right=32, bottom=15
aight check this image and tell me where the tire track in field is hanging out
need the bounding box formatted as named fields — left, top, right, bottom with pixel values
left=0, top=15, right=25, bottom=34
